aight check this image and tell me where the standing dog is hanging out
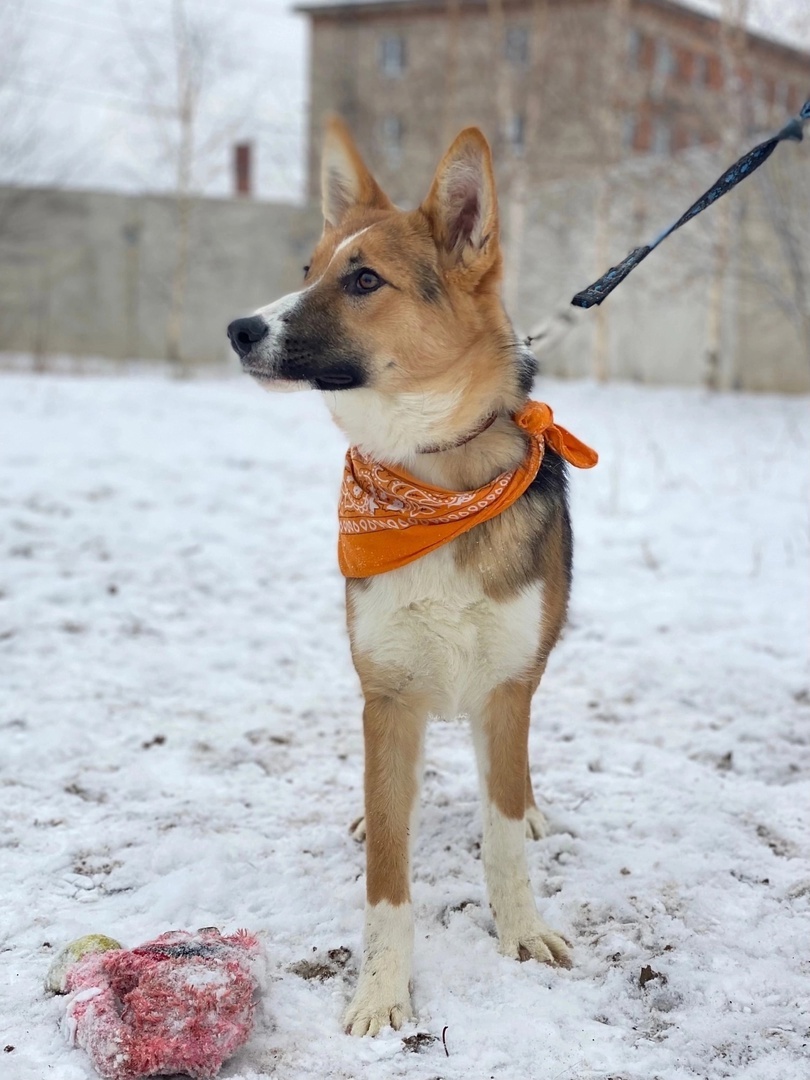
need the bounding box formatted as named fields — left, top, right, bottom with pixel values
left=227, top=119, right=596, bottom=1036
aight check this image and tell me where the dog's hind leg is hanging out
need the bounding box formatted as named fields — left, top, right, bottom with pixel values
left=472, top=679, right=570, bottom=967
left=343, top=679, right=427, bottom=1037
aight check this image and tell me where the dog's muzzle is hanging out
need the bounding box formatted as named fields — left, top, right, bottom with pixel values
left=227, top=312, right=368, bottom=391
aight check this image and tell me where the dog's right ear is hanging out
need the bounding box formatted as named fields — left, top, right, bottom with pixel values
left=321, top=116, right=393, bottom=230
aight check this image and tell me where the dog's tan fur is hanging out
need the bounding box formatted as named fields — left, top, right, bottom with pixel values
left=230, top=117, right=578, bottom=1037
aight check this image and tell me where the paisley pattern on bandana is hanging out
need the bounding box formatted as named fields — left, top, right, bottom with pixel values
left=340, top=461, right=515, bottom=531
left=338, top=400, right=597, bottom=578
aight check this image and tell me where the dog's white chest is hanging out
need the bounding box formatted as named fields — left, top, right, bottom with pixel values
left=350, top=546, right=543, bottom=717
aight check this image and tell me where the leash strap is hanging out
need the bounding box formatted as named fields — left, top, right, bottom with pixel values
left=571, top=99, right=810, bottom=309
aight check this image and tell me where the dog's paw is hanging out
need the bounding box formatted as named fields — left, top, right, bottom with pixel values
left=349, top=814, right=366, bottom=842
left=345, top=901, right=414, bottom=1036
left=525, top=807, right=548, bottom=840
left=498, top=918, right=571, bottom=968
left=344, top=987, right=412, bottom=1037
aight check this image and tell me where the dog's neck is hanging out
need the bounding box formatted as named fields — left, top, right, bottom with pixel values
left=417, top=411, right=498, bottom=454
left=326, top=388, right=528, bottom=492
left=410, top=415, right=529, bottom=491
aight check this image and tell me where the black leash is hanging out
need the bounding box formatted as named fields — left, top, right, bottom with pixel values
left=571, top=98, right=810, bottom=309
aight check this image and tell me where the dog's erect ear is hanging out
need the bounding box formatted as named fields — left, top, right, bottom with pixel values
left=321, top=116, right=393, bottom=230
left=420, top=128, right=500, bottom=283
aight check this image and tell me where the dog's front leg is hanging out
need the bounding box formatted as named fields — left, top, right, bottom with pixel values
left=472, top=679, right=571, bottom=967
left=344, top=683, right=426, bottom=1037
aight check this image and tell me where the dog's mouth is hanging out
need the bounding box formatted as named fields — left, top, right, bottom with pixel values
left=310, top=369, right=363, bottom=390
left=241, top=366, right=311, bottom=395
left=245, top=358, right=366, bottom=392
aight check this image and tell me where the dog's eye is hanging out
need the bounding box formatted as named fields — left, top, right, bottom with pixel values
left=302, top=265, right=310, bottom=278
left=357, top=270, right=380, bottom=291
left=352, top=268, right=384, bottom=294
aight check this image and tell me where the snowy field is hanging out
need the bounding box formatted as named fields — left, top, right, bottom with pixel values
left=1, top=369, right=809, bottom=1080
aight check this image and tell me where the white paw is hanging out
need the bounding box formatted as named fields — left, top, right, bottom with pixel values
left=345, top=900, right=414, bottom=1036
left=343, top=990, right=412, bottom=1037
left=498, top=916, right=571, bottom=968
left=349, top=814, right=366, bottom=842
left=525, top=807, right=548, bottom=840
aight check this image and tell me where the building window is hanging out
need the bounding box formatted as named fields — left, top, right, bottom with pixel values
left=652, top=116, right=672, bottom=155
left=380, top=115, right=404, bottom=164
left=505, top=26, right=529, bottom=67
left=693, top=53, right=708, bottom=86
left=379, top=35, right=406, bottom=78
left=622, top=111, right=638, bottom=151
left=506, top=112, right=526, bottom=155
left=707, top=55, right=723, bottom=90
left=654, top=40, right=676, bottom=79
left=627, top=27, right=642, bottom=69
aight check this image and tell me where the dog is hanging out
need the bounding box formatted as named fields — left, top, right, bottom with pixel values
left=227, top=118, right=596, bottom=1036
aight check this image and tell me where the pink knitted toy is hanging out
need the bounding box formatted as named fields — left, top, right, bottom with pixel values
left=49, top=928, right=264, bottom=1080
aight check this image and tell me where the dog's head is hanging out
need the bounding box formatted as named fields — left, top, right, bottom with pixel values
left=228, top=119, right=532, bottom=460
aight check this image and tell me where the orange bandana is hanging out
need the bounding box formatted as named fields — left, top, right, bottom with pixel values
left=338, top=400, right=598, bottom=578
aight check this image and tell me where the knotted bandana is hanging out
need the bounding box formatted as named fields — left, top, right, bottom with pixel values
left=338, top=400, right=597, bottom=578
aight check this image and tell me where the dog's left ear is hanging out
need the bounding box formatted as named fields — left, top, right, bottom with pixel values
left=420, top=128, right=500, bottom=286
left=321, top=116, right=393, bottom=230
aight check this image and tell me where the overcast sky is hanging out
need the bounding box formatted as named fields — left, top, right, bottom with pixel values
left=2, top=0, right=308, bottom=201
left=0, top=0, right=806, bottom=204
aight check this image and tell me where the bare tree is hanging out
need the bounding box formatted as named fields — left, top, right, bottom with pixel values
left=0, top=0, right=38, bottom=342
left=522, top=0, right=807, bottom=383
left=681, top=0, right=810, bottom=383
left=0, top=1, right=86, bottom=367
left=590, top=0, right=632, bottom=381
left=0, top=1, right=73, bottom=232
left=479, top=0, right=612, bottom=345
left=112, top=0, right=293, bottom=370
left=0, top=0, right=96, bottom=193
left=485, top=0, right=516, bottom=309
left=696, top=0, right=750, bottom=389
left=747, top=149, right=810, bottom=362
left=744, top=0, right=810, bottom=364
left=495, top=0, right=552, bottom=318
left=0, top=2, right=45, bottom=191
left=112, top=0, right=218, bottom=369
left=514, top=0, right=631, bottom=377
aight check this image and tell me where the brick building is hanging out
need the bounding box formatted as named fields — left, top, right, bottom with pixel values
left=297, top=0, right=810, bottom=203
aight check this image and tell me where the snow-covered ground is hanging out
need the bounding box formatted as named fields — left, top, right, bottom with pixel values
left=1, top=370, right=808, bottom=1080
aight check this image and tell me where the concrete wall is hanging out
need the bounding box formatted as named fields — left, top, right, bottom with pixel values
left=0, top=187, right=309, bottom=365
left=0, top=165, right=807, bottom=391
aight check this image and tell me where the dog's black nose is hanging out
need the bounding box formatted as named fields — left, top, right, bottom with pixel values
left=227, top=316, right=268, bottom=358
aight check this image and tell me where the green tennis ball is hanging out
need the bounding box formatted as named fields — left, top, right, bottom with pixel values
left=45, top=933, right=123, bottom=994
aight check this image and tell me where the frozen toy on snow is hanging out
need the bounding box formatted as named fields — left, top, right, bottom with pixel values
left=46, top=927, right=264, bottom=1080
